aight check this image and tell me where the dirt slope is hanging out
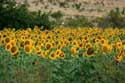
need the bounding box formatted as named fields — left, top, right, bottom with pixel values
left=24, top=0, right=125, bottom=17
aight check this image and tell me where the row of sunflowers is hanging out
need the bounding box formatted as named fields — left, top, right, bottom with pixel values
left=1, top=26, right=125, bottom=62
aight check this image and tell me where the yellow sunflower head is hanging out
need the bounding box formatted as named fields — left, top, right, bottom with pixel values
left=10, top=46, right=19, bottom=57
left=5, top=42, right=12, bottom=51
left=116, top=41, right=122, bottom=50
left=115, top=55, right=123, bottom=63
left=100, top=38, right=108, bottom=45
left=40, top=50, right=49, bottom=58
left=4, top=37, right=11, bottom=44
left=85, top=47, right=94, bottom=57
left=55, top=49, right=62, bottom=56
left=45, top=42, right=53, bottom=50
left=84, top=42, right=92, bottom=50
left=72, top=40, right=79, bottom=47
left=34, top=46, right=42, bottom=55
left=24, top=39, right=33, bottom=46
left=58, top=52, right=65, bottom=59
left=9, top=39, right=17, bottom=46
left=70, top=47, right=77, bottom=56
left=49, top=52, right=57, bottom=60
left=102, top=44, right=112, bottom=53
left=24, top=45, right=34, bottom=54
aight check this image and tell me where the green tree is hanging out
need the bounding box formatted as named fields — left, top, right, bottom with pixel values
left=0, top=0, right=54, bottom=30
left=98, top=8, right=125, bottom=28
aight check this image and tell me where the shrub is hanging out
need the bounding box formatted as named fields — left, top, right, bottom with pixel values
left=65, top=16, right=93, bottom=27
left=98, top=8, right=125, bottom=28
left=0, top=0, right=54, bottom=30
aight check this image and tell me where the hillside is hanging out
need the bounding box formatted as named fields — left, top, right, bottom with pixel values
left=24, top=0, right=125, bottom=17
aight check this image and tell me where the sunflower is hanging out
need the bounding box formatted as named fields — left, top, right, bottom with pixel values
left=57, top=43, right=62, bottom=49
left=86, top=47, right=94, bottom=57
left=5, top=42, right=12, bottom=51
left=24, top=39, right=33, bottom=46
left=70, top=47, right=77, bottom=56
left=72, top=40, right=79, bottom=47
left=58, top=52, right=65, bottom=59
left=9, top=39, right=17, bottom=46
left=55, top=49, right=61, bottom=55
left=100, top=38, right=108, bottom=45
left=118, top=49, right=125, bottom=57
left=41, top=50, right=49, bottom=58
left=68, top=37, right=72, bottom=41
left=51, top=40, right=56, bottom=47
left=79, top=42, right=84, bottom=48
left=10, top=46, right=19, bottom=56
left=4, top=37, right=11, bottom=44
left=63, top=39, right=70, bottom=46
left=122, top=41, right=125, bottom=50
left=36, top=50, right=42, bottom=56
left=122, top=40, right=125, bottom=46
left=2, top=33, right=7, bottom=38
left=84, top=42, right=92, bottom=50
left=35, top=46, right=42, bottom=55
left=24, top=45, right=33, bottom=54
left=27, top=28, right=32, bottom=33
left=95, top=38, right=100, bottom=43
left=96, top=35, right=102, bottom=40
left=115, top=55, right=123, bottom=63
left=108, top=34, right=113, bottom=39
left=83, top=36, right=88, bottom=41
left=116, top=41, right=122, bottom=50
left=0, top=32, right=2, bottom=39
left=20, top=36, right=26, bottom=41
left=35, top=46, right=41, bottom=51
left=102, top=44, right=112, bottom=53
left=1, top=38, right=5, bottom=45
left=59, top=40, right=64, bottom=45
left=34, top=26, right=40, bottom=32
left=45, top=42, right=53, bottom=50
left=19, top=40, right=25, bottom=48
left=49, top=52, right=57, bottom=60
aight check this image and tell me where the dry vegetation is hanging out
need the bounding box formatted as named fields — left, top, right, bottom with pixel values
left=26, top=0, right=125, bottom=17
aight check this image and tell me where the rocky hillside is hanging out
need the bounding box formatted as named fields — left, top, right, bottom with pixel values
left=24, top=0, right=125, bottom=17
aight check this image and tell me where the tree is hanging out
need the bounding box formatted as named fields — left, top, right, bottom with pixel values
left=98, top=8, right=125, bottom=28
left=0, top=0, right=54, bottom=30
left=0, top=0, right=33, bottom=29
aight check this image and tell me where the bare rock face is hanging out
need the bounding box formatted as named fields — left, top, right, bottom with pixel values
left=23, top=0, right=125, bottom=17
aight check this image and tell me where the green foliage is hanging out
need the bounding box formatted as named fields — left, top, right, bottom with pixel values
left=46, top=46, right=125, bottom=83
left=122, top=8, right=125, bottom=15
left=51, top=11, right=64, bottom=20
left=73, top=3, right=81, bottom=10
left=35, top=11, right=54, bottom=30
left=0, top=0, right=54, bottom=30
left=98, top=8, right=125, bottom=28
left=0, top=47, right=51, bottom=83
left=0, top=45, right=125, bottom=83
left=65, top=16, right=93, bottom=27
left=50, top=11, right=64, bottom=27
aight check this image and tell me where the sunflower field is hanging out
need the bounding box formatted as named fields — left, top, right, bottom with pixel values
left=0, top=26, right=125, bottom=83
